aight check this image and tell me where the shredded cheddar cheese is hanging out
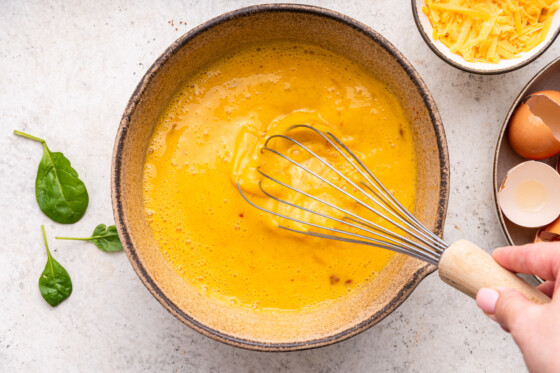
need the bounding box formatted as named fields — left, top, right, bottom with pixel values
left=423, top=0, right=558, bottom=63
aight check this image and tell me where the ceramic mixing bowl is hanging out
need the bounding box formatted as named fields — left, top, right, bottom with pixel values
left=112, top=4, right=449, bottom=351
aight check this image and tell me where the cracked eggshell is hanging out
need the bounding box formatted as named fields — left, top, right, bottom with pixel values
left=508, top=90, right=560, bottom=160
left=535, top=215, right=560, bottom=243
left=498, top=161, right=560, bottom=228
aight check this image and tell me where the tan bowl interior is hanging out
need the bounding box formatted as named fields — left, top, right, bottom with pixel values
left=112, top=5, right=449, bottom=350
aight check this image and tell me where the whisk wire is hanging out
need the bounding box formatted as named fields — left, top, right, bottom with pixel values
left=263, top=131, right=445, bottom=253
left=237, top=183, right=440, bottom=265
left=312, top=126, right=447, bottom=251
left=268, top=125, right=445, bottom=250
left=259, top=146, right=429, bottom=248
left=257, top=178, right=440, bottom=262
left=358, top=181, right=447, bottom=252
left=279, top=227, right=440, bottom=265
left=317, top=125, right=447, bottom=250
left=237, top=124, right=447, bottom=265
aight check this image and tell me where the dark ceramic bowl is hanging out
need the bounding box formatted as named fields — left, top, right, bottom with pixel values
left=112, top=4, right=449, bottom=351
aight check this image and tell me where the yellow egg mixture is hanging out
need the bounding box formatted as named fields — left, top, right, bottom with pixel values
left=143, top=42, right=417, bottom=312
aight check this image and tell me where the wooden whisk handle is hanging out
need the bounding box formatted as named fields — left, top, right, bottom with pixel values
left=438, top=239, right=551, bottom=304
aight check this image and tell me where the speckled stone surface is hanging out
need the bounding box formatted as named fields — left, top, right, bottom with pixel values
left=2, top=0, right=555, bottom=371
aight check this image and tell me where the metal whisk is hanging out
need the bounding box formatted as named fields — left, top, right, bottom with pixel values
left=237, top=124, right=549, bottom=303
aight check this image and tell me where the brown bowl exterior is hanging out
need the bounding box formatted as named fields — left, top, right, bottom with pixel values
left=111, top=4, right=449, bottom=351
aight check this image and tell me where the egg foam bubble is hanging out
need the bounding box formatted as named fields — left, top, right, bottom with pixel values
left=142, top=42, right=417, bottom=313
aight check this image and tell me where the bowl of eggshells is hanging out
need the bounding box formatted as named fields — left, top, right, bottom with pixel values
left=494, top=57, right=560, bottom=253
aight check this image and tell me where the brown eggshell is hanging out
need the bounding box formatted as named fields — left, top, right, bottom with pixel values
left=508, top=90, right=560, bottom=160
left=535, top=215, right=560, bottom=243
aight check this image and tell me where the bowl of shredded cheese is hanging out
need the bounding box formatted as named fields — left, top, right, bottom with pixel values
left=412, top=0, right=560, bottom=74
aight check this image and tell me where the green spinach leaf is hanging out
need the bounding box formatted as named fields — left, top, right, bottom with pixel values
left=14, top=130, right=89, bottom=224
left=39, top=225, right=72, bottom=307
left=56, top=224, right=123, bottom=252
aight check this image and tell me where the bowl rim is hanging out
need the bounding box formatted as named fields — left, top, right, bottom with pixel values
left=411, top=0, right=560, bottom=75
left=112, top=3, right=450, bottom=351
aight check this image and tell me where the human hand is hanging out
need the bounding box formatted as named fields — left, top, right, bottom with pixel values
left=476, top=242, right=560, bottom=373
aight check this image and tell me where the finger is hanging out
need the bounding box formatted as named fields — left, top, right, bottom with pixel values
left=476, top=289, right=507, bottom=329
left=477, top=288, right=500, bottom=314
left=493, top=288, right=539, bottom=333
left=537, top=280, right=556, bottom=298
left=492, top=243, right=560, bottom=281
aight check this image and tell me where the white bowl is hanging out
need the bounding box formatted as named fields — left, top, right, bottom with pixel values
left=412, top=0, right=560, bottom=74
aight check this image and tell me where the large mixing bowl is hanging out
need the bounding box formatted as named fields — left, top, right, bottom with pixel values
left=112, top=4, right=449, bottom=351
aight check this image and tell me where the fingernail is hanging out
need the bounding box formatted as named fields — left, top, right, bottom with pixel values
left=476, top=288, right=500, bottom=314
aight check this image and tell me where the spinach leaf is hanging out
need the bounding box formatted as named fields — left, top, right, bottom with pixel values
left=56, top=224, right=123, bottom=252
left=39, top=225, right=72, bottom=307
left=14, top=130, right=89, bottom=224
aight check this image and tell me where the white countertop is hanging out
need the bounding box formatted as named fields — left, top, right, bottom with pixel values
left=2, top=0, right=553, bottom=371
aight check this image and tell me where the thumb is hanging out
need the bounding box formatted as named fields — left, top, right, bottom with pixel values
left=476, top=288, right=536, bottom=332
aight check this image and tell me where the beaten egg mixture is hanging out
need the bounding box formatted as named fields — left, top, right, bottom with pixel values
left=143, top=42, right=417, bottom=312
